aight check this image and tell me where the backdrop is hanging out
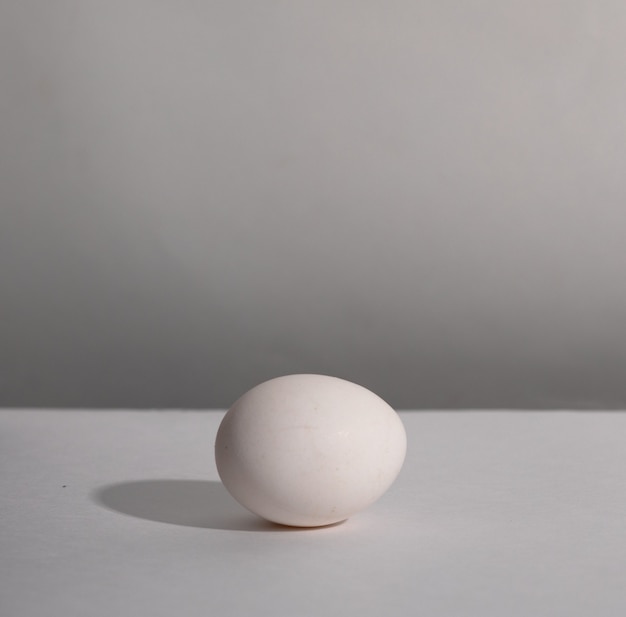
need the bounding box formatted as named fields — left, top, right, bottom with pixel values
left=2, top=2, right=626, bottom=409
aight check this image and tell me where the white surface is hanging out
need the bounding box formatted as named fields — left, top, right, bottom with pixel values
left=2, top=410, right=626, bottom=616
left=216, top=375, right=406, bottom=526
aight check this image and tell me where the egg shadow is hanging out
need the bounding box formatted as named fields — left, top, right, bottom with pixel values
left=93, top=479, right=315, bottom=532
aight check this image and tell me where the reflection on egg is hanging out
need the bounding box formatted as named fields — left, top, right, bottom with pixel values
left=215, top=374, right=406, bottom=527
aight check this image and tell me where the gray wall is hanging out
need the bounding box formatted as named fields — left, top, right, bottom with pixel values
left=2, top=1, right=626, bottom=409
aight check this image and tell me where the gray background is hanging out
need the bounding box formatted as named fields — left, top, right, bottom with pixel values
left=1, top=1, right=625, bottom=409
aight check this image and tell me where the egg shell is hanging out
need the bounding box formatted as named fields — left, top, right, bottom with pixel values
left=215, top=374, right=407, bottom=527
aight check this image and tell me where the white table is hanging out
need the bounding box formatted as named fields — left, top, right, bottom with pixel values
left=2, top=410, right=626, bottom=616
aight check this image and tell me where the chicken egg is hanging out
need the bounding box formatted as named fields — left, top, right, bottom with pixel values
left=215, top=374, right=406, bottom=527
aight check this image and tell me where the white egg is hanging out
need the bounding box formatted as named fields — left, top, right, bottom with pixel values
left=215, top=374, right=407, bottom=527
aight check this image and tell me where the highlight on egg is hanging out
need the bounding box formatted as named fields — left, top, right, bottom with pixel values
left=215, top=374, right=407, bottom=527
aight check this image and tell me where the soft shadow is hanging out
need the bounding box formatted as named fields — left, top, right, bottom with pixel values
left=93, top=479, right=312, bottom=532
